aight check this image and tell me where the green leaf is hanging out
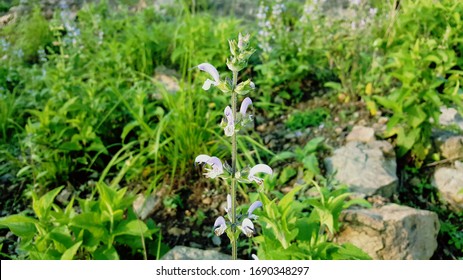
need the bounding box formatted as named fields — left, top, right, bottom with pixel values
left=279, top=185, right=303, bottom=213
left=94, top=246, right=119, bottom=260
left=113, top=220, right=149, bottom=238
left=16, top=166, right=32, bottom=178
left=269, top=151, right=296, bottom=164
left=33, top=186, right=64, bottom=220
left=303, top=137, right=325, bottom=154
left=302, top=154, right=320, bottom=175
left=324, top=82, right=342, bottom=91
left=405, top=105, right=426, bottom=128
left=61, top=241, right=82, bottom=260
left=0, top=214, right=38, bottom=239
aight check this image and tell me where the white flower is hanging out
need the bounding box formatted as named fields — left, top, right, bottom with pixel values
left=247, top=201, right=262, bottom=220
left=240, top=218, right=255, bottom=237
left=214, top=216, right=227, bottom=236
left=248, top=164, right=273, bottom=185
left=369, top=8, right=378, bottom=17
left=195, top=154, right=224, bottom=179
left=224, top=106, right=235, bottom=136
left=197, top=63, right=220, bottom=90
left=239, top=97, right=253, bottom=117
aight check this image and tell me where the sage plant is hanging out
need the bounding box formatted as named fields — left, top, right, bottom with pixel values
left=195, top=34, right=272, bottom=260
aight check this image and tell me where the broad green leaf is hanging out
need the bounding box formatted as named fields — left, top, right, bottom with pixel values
left=303, top=137, right=325, bottom=154
left=113, top=220, right=149, bottom=238
left=61, top=241, right=82, bottom=260
left=0, top=215, right=38, bottom=239
left=302, top=154, right=320, bottom=175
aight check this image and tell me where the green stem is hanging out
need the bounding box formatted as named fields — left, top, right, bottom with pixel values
left=231, top=70, right=238, bottom=260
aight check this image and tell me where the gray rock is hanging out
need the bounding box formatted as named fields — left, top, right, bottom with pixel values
left=161, top=246, right=232, bottom=260
left=439, top=107, right=463, bottom=130
left=325, top=140, right=398, bottom=197
left=346, top=125, right=376, bottom=143
left=133, top=194, right=161, bottom=220
left=337, top=204, right=440, bottom=260
left=441, top=136, right=463, bottom=160
left=432, top=162, right=463, bottom=212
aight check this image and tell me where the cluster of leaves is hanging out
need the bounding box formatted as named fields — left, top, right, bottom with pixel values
left=371, top=0, right=463, bottom=165
left=254, top=178, right=371, bottom=260
left=0, top=184, right=163, bottom=260
left=285, top=109, right=329, bottom=131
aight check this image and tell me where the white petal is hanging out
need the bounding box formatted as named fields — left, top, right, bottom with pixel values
left=224, top=106, right=234, bottom=124
left=247, top=201, right=263, bottom=217
left=241, top=218, right=255, bottom=237
left=226, top=194, right=232, bottom=213
left=202, top=79, right=216, bottom=90
left=248, top=164, right=273, bottom=185
left=195, top=154, right=211, bottom=164
left=251, top=254, right=259, bottom=260
left=224, top=124, right=235, bottom=137
left=198, top=63, right=220, bottom=83
left=249, top=164, right=273, bottom=177
left=250, top=81, right=255, bottom=89
left=240, top=97, right=253, bottom=116
left=214, top=216, right=227, bottom=236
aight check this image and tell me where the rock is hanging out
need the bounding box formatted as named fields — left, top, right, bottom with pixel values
left=133, top=194, right=161, bottom=220
left=441, top=136, right=463, bottom=159
left=325, top=140, right=398, bottom=198
left=346, top=125, right=376, bottom=143
left=439, top=107, right=463, bottom=130
left=433, top=131, right=463, bottom=159
left=161, top=246, right=232, bottom=260
left=337, top=204, right=439, bottom=260
left=432, top=163, right=463, bottom=212
left=167, top=227, right=189, bottom=236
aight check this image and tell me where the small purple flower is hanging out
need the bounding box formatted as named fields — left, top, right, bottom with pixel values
left=214, top=216, right=227, bottom=236
left=198, top=63, right=220, bottom=90
left=248, top=164, right=273, bottom=185
left=195, top=154, right=224, bottom=179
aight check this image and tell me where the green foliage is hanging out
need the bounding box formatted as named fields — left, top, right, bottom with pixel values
left=285, top=109, right=329, bottom=131
left=2, top=7, right=52, bottom=61
left=372, top=0, right=463, bottom=165
left=254, top=177, right=371, bottom=260
left=0, top=185, right=163, bottom=260
left=440, top=213, right=463, bottom=256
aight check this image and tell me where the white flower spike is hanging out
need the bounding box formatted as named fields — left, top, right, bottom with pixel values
left=214, top=216, right=227, bottom=236
left=198, top=63, right=220, bottom=90
left=247, top=201, right=263, bottom=220
left=248, top=164, right=273, bottom=185
left=195, top=154, right=224, bottom=179
left=240, top=218, right=255, bottom=237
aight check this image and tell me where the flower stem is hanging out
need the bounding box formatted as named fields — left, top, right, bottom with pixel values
left=231, top=70, right=238, bottom=260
